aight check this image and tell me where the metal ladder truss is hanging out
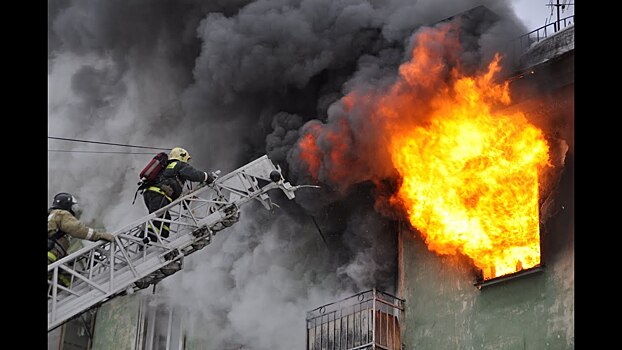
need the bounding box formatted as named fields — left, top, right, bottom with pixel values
left=48, top=155, right=312, bottom=332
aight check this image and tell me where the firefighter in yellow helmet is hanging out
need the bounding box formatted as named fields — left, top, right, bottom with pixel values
left=48, top=192, right=115, bottom=287
left=142, top=147, right=214, bottom=243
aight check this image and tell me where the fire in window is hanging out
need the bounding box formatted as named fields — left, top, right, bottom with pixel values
left=385, top=40, right=552, bottom=286
left=296, top=20, right=563, bottom=287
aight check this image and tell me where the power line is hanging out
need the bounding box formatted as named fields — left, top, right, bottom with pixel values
left=48, top=149, right=156, bottom=155
left=48, top=136, right=171, bottom=151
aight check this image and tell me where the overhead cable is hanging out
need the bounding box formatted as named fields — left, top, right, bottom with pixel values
left=48, top=136, right=170, bottom=151
left=48, top=149, right=156, bottom=155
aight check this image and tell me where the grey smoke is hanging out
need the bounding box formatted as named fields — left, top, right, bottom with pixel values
left=266, top=112, right=305, bottom=164
left=48, top=0, right=527, bottom=348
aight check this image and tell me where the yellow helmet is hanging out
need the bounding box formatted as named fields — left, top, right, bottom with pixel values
left=169, top=147, right=191, bottom=162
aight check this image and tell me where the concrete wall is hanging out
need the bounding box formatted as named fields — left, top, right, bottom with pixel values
left=89, top=292, right=199, bottom=350
left=520, top=26, right=574, bottom=69
left=91, top=294, right=141, bottom=350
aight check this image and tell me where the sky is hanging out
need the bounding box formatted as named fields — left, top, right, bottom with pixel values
left=513, top=0, right=575, bottom=31
left=48, top=1, right=573, bottom=348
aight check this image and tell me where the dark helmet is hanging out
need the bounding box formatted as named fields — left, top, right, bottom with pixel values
left=51, top=192, right=80, bottom=215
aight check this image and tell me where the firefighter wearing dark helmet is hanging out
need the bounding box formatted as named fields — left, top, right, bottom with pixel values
left=48, top=193, right=115, bottom=286
left=142, top=147, right=214, bottom=243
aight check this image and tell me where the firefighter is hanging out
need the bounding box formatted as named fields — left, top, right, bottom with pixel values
left=142, top=147, right=214, bottom=243
left=48, top=192, right=115, bottom=287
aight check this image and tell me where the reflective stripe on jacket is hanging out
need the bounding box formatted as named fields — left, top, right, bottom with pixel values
left=154, top=160, right=207, bottom=200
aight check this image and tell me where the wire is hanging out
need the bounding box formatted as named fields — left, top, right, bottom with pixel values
left=48, top=136, right=170, bottom=150
left=48, top=149, right=156, bottom=155
left=310, top=216, right=329, bottom=248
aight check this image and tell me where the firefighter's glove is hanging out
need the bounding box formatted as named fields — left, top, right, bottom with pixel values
left=205, top=172, right=216, bottom=185
left=96, top=232, right=115, bottom=242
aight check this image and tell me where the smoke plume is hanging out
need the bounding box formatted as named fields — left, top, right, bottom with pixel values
left=48, top=0, right=527, bottom=348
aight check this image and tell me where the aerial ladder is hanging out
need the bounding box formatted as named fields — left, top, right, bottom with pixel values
left=48, top=155, right=313, bottom=332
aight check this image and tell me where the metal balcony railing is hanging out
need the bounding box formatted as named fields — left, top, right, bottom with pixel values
left=506, top=14, right=574, bottom=69
left=306, top=289, right=405, bottom=350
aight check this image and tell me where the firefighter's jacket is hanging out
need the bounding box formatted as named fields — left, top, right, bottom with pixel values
left=47, top=209, right=105, bottom=262
left=154, top=160, right=208, bottom=200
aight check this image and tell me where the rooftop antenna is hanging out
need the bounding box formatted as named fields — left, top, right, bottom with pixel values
left=545, top=0, right=574, bottom=32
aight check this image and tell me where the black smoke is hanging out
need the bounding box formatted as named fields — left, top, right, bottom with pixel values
left=48, top=1, right=526, bottom=348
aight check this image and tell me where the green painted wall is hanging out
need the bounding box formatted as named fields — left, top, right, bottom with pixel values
left=91, top=294, right=141, bottom=350
left=184, top=338, right=210, bottom=350
left=399, top=220, right=573, bottom=349
left=181, top=314, right=212, bottom=350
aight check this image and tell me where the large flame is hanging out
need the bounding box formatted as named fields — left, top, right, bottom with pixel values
left=389, top=36, right=550, bottom=280
left=390, top=62, right=549, bottom=279
left=298, top=22, right=551, bottom=280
